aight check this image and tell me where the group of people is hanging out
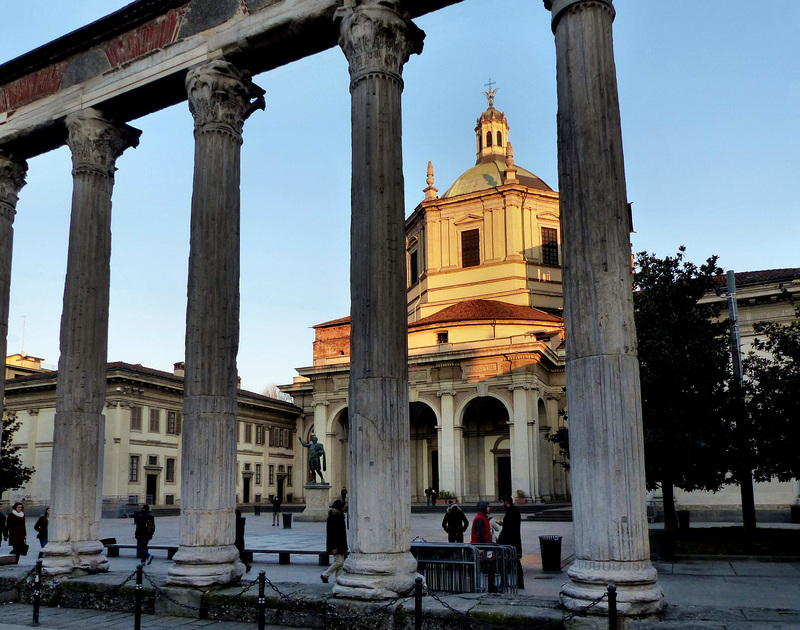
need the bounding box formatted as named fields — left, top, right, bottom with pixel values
left=442, top=496, right=524, bottom=588
left=424, top=487, right=439, bottom=505
left=0, top=502, right=49, bottom=564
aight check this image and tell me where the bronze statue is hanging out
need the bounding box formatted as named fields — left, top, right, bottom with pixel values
left=299, top=435, right=327, bottom=483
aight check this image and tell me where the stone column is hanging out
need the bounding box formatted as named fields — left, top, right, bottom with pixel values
left=335, top=0, right=424, bottom=599
left=45, top=109, right=140, bottom=575
left=437, top=389, right=462, bottom=498
left=545, top=0, right=664, bottom=617
left=509, top=384, right=533, bottom=499
left=167, top=59, right=264, bottom=587
left=0, top=152, right=27, bottom=407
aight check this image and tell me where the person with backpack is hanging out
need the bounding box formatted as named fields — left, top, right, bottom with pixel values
left=441, top=501, right=469, bottom=543
left=134, top=504, right=155, bottom=565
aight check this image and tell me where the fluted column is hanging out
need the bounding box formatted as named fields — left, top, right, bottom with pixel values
left=335, top=0, right=424, bottom=599
left=545, top=0, right=664, bottom=617
left=167, top=59, right=263, bottom=587
left=509, top=384, right=533, bottom=498
left=45, top=109, right=140, bottom=575
left=0, top=152, right=27, bottom=407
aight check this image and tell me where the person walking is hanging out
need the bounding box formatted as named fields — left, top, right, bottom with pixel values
left=320, top=499, right=348, bottom=584
left=7, top=502, right=27, bottom=564
left=0, top=502, right=6, bottom=545
left=470, top=500, right=492, bottom=544
left=497, top=495, right=524, bottom=588
left=235, top=508, right=252, bottom=572
left=134, top=504, right=155, bottom=565
left=271, top=495, right=282, bottom=526
left=425, top=488, right=431, bottom=506
left=441, top=501, right=469, bottom=543
left=34, top=507, right=49, bottom=556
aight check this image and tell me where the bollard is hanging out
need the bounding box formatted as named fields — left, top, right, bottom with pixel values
left=134, top=564, right=143, bottom=630
left=607, top=583, right=617, bottom=630
left=414, top=576, right=423, bottom=630
left=31, top=560, right=42, bottom=627
left=258, top=571, right=266, bottom=630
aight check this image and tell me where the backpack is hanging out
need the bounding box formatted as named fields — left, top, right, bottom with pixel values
left=145, top=515, right=155, bottom=536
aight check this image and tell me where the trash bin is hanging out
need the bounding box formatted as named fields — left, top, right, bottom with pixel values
left=282, top=513, right=292, bottom=529
left=539, top=535, right=562, bottom=572
left=677, top=509, right=690, bottom=530
left=254, top=504, right=261, bottom=516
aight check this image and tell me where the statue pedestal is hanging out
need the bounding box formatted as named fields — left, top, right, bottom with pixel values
left=295, top=483, right=332, bottom=522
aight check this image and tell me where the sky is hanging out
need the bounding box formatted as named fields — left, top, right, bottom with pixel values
left=1, top=1, right=798, bottom=393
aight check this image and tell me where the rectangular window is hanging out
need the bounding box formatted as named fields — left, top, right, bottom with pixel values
left=165, top=494, right=175, bottom=505
left=131, top=407, right=142, bottom=431
left=129, top=456, right=139, bottom=482
left=149, top=408, right=160, bottom=433
left=541, top=227, right=559, bottom=266
left=278, top=429, right=284, bottom=447
left=245, top=423, right=253, bottom=443
left=244, top=462, right=251, bottom=471
left=166, top=411, right=182, bottom=435
left=287, top=466, right=293, bottom=486
left=269, top=465, right=274, bottom=485
left=409, top=250, right=419, bottom=285
left=255, top=463, right=262, bottom=485
left=256, top=425, right=264, bottom=445
left=148, top=455, right=158, bottom=466
left=437, top=331, right=449, bottom=344
left=461, top=229, right=480, bottom=268
left=254, top=494, right=261, bottom=503
left=166, top=458, right=175, bottom=483
left=268, top=427, right=274, bottom=447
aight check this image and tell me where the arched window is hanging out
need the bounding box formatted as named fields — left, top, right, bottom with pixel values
left=496, top=131, right=502, bottom=147
left=486, top=131, right=492, bottom=147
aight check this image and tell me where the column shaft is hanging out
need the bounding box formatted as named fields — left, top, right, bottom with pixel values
left=168, top=59, right=263, bottom=587
left=546, top=0, right=663, bottom=616
left=509, top=386, right=532, bottom=498
left=437, top=391, right=461, bottom=498
left=336, top=0, right=424, bottom=599
left=46, top=109, right=140, bottom=575
left=0, top=152, right=26, bottom=408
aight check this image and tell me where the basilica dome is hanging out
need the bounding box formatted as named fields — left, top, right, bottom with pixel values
left=442, top=160, right=551, bottom=197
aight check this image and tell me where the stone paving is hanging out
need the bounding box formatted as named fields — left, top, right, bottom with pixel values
left=1, top=512, right=799, bottom=628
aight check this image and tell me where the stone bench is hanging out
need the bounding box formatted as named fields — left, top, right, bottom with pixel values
left=105, top=544, right=179, bottom=559
left=244, top=549, right=329, bottom=566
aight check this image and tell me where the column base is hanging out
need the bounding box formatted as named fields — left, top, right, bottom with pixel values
left=560, top=559, right=664, bottom=618
left=166, top=545, right=244, bottom=587
left=332, top=552, right=419, bottom=600
left=42, top=541, right=109, bottom=575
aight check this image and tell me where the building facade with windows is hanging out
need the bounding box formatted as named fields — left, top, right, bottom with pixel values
left=4, top=361, right=301, bottom=508
left=284, top=101, right=571, bottom=505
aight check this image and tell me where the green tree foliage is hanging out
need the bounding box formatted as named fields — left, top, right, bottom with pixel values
left=1, top=411, right=35, bottom=495
left=745, top=302, right=800, bottom=482
left=634, top=247, right=734, bottom=529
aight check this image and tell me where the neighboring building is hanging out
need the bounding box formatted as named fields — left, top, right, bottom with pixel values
left=3, top=361, right=301, bottom=508
left=5, top=352, right=48, bottom=379
left=284, top=98, right=571, bottom=505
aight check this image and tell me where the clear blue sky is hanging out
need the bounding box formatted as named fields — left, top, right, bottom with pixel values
left=1, top=1, right=798, bottom=392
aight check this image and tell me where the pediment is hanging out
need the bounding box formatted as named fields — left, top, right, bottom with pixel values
left=453, top=213, right=484, bottom=226
left=536, top=210, right=560, bottom=223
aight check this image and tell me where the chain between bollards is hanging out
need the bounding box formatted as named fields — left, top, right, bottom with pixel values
left=134, top=564, right=143, bottom=630
left=257, top=570, right=266, bottom=630
left=607, top=583, right=617, bottom=630
left=30, top=559, right=42, bottom=627
left=414, top=576, right=423, bottom=630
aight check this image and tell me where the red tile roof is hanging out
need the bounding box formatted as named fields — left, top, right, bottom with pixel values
left=409, top=300, right=562, bottom=328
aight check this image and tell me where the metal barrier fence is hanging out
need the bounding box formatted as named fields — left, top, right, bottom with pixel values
left=410, top=542, right=518, bottom=595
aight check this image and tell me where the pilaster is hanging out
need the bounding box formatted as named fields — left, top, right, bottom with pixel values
left=334, top=0, right=424, bottom=599
left=167, top=59, right=264, bottom=587
left=46, top=108, right=140, bottom=575
left=546, top=0, right=663, bottom=617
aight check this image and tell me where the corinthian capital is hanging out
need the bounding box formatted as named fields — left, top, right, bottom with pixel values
left=185, top=59, right=266, bottom=139
left=0, top=151, right=27, bottom=222
left=337, top=1, right=425, bottom=88
left=65, top=109, right=142, bottom=178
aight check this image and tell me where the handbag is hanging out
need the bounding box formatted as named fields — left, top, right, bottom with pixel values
left=15, top=543, right=29, bottom=557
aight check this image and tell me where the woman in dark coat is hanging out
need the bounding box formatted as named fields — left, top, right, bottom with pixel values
left=441, top=501, right=469, bottom=543
left=234, top=508, right=252, bottom=572
left=34, top=507, right=50, bottom=551
left=7, top=502, right=27, bottom=564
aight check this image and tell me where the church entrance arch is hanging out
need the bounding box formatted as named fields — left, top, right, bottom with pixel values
left=461, top=396, right=510, bottom=502
left=410, top=401, right=438, bottom=502
left=328, top=407, right=349, bottom=498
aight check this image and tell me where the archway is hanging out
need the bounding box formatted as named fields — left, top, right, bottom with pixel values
left=410, top=401, right=437, bottom=503
left=461, top=396, right=510, bottom=502
left=328, top=408, right=349, bottom=500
